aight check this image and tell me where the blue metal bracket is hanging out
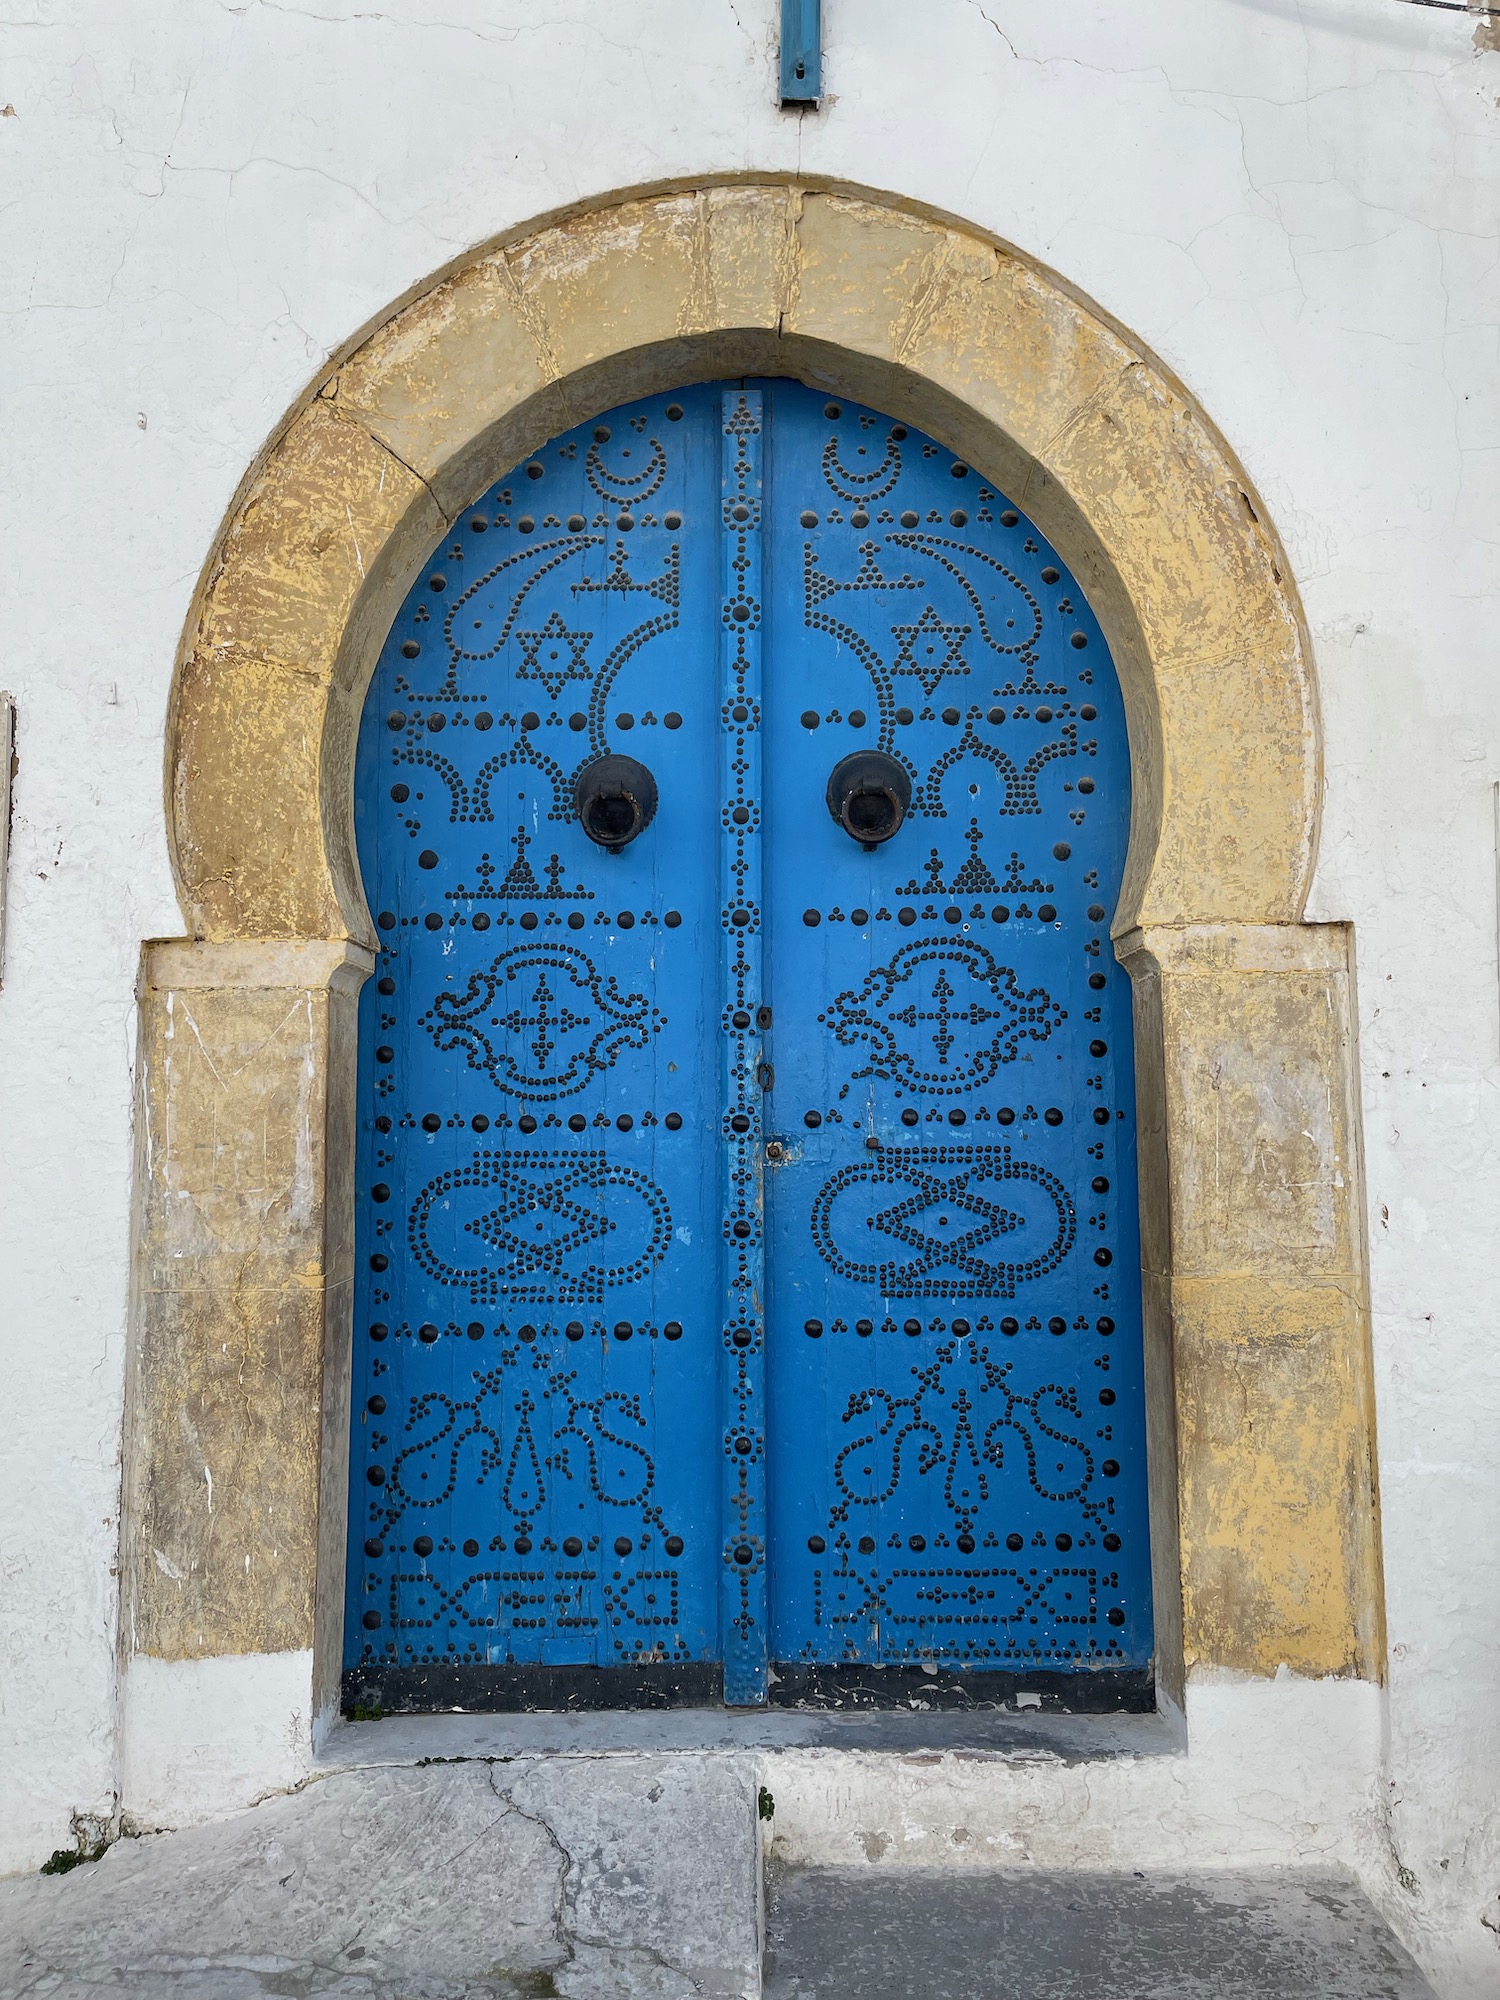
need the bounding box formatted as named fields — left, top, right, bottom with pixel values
left=780, top=0, right=821, bottom=105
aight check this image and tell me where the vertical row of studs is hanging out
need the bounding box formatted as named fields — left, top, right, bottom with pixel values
left=719, top=390, right=768, bottom=1705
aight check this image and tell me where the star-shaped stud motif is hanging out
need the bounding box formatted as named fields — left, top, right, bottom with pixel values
left=516, top=609, right=592, bottom=699
left=496, top=972, right=590, bottom=1073
left=891, top=604, right=971, bottom=695
left=887, top=966, right=1005, bottom=1067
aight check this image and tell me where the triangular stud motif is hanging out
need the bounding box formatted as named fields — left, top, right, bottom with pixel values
left=950, top=819, right=998, bottom=896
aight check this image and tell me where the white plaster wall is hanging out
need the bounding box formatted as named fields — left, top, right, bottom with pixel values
left=766, top=1676, right=1387, bottom=1877
left=118, top=1652, right=315, bottom=1834
left=0, top=0, right=1495, bottom=1989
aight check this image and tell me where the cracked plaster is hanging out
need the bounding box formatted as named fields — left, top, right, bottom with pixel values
left=0, top=3, right=1496, bottom=1997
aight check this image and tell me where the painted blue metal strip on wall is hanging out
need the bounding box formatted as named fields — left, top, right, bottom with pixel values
left=780, top=0, right=821, bottom=102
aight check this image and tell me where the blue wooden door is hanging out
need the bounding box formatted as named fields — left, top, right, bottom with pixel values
left=759, top=393, right=1146, bottom=1703
left=344, top=381, right=1151, bottom=1714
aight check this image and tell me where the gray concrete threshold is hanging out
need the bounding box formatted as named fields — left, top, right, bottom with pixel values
left=317, top=1703, right=1182, bottom=1767
left=763, top=1864, right=1437, bottom=2000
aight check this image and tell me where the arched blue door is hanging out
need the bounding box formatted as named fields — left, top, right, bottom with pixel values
left=344, top=381, right=1151, bottom=1713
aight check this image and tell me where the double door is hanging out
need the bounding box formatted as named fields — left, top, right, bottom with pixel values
left=344, top=379, right=1150, bottom=1711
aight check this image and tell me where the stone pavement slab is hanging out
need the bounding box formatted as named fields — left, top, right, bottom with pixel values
left=0, top=1764, right=1441, bottom=2000
left=762, top=1865, right=1436, bottom=2000
left=0, top=1755, right=759, bottom=2000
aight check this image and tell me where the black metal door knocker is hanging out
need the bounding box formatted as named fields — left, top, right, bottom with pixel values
left=574, top=753, right=659, bottom=850
left=825, top=749, right=912, bottom=849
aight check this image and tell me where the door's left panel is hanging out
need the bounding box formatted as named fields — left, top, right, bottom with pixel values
left=344, top=388, right=724, bottom=1711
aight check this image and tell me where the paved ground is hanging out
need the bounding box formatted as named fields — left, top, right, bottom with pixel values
left=763, top=1864, right=1437, bottom=2000
left=0, top=1761, right=1438, bottom=1999
left=0, top=1757, right=759, bottom=1999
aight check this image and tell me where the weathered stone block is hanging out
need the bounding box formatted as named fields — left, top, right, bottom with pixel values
left=1172, top=1274, right=1382, bottom=1678
left=196, top=402, right=434, bottom=680
left=126, top=943, right=368, bottom=1662
left=702, top=183, right=801, bottom=335
left=1136, top=924, right=1360, bottom=1282
left=0, top=1757, right=760, bottom=1998
left=508, top=193, right=712, bottom=387
left=789, top=191, right=955, bottom=363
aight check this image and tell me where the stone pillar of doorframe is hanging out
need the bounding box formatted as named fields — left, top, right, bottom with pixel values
left=119, top=937, right=369, bottom=1829
left=1117, top=920, right=1384, bottom=1694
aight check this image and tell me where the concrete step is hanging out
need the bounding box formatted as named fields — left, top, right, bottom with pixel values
left=0, top=1765, right=1439, bottom=2000
left=762, top=1864, right=1437, bottom=2000
left=0, top=1755, right=761, bottom=1999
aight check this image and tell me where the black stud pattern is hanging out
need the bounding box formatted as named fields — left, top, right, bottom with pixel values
left=810, top=1146, right=1076, bottom=1299
left=421, top=943, right=662, bottom=1101
left=770, top=396, right=1140, bottom=1677
left=349, top=382, right=1141, bottom=1694
left=820, top=939, right=1064, bottom=1094
left=407, top=1148, right=670, bottom=1309
left=717, top=392, right=768, bottom=1698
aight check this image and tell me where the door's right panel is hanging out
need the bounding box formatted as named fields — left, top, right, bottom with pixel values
left=760, top=381, right=1152, bottom=1703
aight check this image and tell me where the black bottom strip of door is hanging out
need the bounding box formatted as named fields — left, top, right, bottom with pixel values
left=343, top=1663, right=724, bottom=1715
left=766, top=1663, right=1154, bottom=1713
left=343, top=1662, right=1152, bottom=1716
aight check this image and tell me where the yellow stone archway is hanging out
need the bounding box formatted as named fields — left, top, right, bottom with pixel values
left=128, top=184, right=1383, bottom=1753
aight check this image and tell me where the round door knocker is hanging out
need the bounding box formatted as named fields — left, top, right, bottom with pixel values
left=573, top=753, right=658, bottom=850
left=825, top=749, right=912, bottom=849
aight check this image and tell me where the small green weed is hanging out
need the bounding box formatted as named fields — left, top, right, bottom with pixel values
left=41, top=1827, right=110, bottom=1877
